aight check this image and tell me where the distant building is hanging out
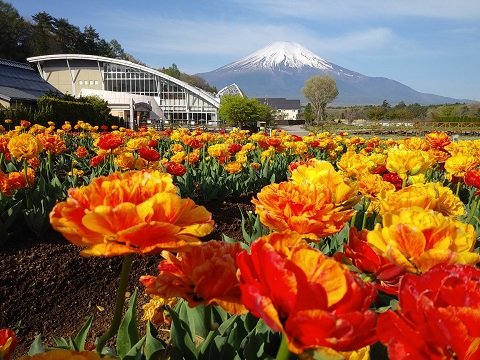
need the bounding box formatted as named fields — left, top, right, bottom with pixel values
left=217, top=83, right=245, bottom=97
left=27, top=54, right=221, bottom=129
left=0, top=58, right=60, bottom=109
left=256, top=97, right=301, bottom=120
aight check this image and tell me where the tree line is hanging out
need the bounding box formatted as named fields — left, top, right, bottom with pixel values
left=323, top=101, right=480, bottom=124
left=0, top=0, right=143, bottom=63
left=0, top=1, right=216, bottom=93
left=300, top=76, right=480, bottom=125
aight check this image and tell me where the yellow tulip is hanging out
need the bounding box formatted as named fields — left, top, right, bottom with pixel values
left=367, top=207, right=479, bottom=274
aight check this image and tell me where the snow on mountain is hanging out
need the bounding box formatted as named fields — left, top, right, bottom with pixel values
left=222, top=41, right=333, bottom=71
left=197, top=41, right=472, bottom=105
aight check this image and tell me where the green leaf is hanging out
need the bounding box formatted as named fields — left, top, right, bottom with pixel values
left=145, top=321, right=167, bottom=360
left=71, top=315, right=93, bottom=351
left=122, top=336, right=146, bottom=360
left=116, top=290, right=140, bottom=359
left=1, top=200, right=22, bottom=229
left=51, top=336, right=69, bottom=349
left=28, top=334, right=45, bottom=355
left=243, top=312, right=260, bottom=333
left=167, top=305, right=199, bottom=359
left=243, top=333, right=270, bottom=360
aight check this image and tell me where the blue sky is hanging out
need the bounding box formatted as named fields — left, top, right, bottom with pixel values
left=10, top=0, right=480, bottom=101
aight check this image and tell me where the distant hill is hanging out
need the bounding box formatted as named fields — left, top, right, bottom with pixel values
left=197, top=41, right=473, bottom=106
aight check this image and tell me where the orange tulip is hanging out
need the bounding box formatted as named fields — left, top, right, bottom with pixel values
left=252, top=180, right=358, bottom=239
left=425, top=131, right=451, bottom=149
left=50, top=170, right=214, bottom=256
left=237, top=233, right=378, bottom=354
left=224, top=160, right=243, bottom=174
left=141, top=240, right=246, bottom=314
left=36, top=133, right=67, bottom=155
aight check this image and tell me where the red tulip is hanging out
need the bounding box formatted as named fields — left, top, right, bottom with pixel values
left=335, top=227, right=406, bottom=295
left=464, top=168, right=480, bottom=196
left=163, top=161, right=187, bottom=176
left=97, top=133, right=124, bottom=151
left=377, top=263, right=480, bottom=360
left=138, top=147, right=161, bottom=162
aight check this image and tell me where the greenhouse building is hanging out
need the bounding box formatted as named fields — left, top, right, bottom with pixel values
left=27, top=54, right=221, bottom=129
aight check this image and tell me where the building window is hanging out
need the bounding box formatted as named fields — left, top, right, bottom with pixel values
left=79, top=80, right=83, bottom=85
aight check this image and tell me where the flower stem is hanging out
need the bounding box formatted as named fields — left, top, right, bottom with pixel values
left=275, top=334, right=290, bottom=360
left=467, top=196, right=479, bottom=224
left=204, top=304, right=214, bottom=331
left=96, top=253, right=135, bottom=354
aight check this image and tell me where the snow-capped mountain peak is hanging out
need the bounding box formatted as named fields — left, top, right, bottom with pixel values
left=197, top=41, right=471, bottom=105
left=221, top=41, right=333, bottom=71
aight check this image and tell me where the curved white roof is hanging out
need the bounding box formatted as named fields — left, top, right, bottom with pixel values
left=27, top=54, right=220, bottom=107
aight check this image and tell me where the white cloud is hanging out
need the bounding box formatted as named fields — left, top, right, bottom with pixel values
left=232, top=0, right=480, bottom=20
left=103, top=11, right=398, bottom=56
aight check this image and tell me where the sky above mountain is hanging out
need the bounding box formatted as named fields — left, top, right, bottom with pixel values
left=10, top=0, right=480, bottom=101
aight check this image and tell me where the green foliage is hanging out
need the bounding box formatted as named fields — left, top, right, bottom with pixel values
left=218, top=95, right=264, bottom=128
left=167, top=301, right=282, bottom=360
left=26, top=291, right=168, bottom=359
left=0, top=192, right=22, bottom=245
left=35, top=95, right=120, bottom=127
left=302, top=75, right=339, bottom=124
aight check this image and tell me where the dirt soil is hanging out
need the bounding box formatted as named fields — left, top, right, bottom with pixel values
left=0, top=196, right=256, bottom=359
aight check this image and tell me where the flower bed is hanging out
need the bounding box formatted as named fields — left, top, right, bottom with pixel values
left=1, top=121, right=480, bottom=359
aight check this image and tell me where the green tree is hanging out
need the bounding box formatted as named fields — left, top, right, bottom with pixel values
left=365, top=106, right=387, bottom=122
left=109, top=39, right=127, bottom=59
left=0, top=1, right=32, bottom=61
left=406, top=103, right=428, bottom=119
left=161, top=63, right=181, bottom=79
left=302, top=75, right=339, bottom=124
left=302, top=103, right=314, bottom=124
left=31, top=12, right=56, bottom=55
left=53, top=18, right=81, bottom=53
left=180, top=73, right=217, bottom=93
left=79, top=25, right=102, bottom=54
left=257, top=103, right=275, bottom=127
left=218, top=95, right=262, bottom=128
left=385, top=108, right=414, bottom=121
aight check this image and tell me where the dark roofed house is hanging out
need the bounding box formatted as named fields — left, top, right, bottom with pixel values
left=0, top=58, right=61, bottom=109
left=256, top=97, right=301, bottom=121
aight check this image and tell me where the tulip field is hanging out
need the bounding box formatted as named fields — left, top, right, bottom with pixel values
left=1, top=120, right=480, bottom=360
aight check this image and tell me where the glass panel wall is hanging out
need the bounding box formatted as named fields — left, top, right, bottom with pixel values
left=103, top=62, right=218, bottom=124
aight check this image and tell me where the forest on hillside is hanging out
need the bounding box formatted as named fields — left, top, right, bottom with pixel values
left=0, top=0, right=216, bottom=92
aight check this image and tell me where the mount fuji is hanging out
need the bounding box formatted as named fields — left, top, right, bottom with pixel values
left=197, top=41, right=471, bottom=106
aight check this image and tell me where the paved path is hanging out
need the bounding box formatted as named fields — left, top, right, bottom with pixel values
left=274, top=124, right=311, bottom=137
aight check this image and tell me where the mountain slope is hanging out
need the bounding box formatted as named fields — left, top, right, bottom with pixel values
left=197, top=41, right=471, bottom=105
